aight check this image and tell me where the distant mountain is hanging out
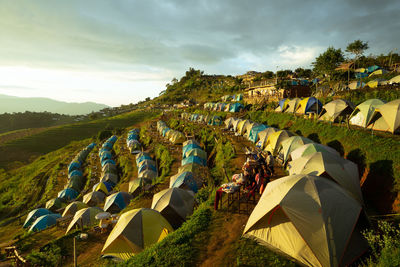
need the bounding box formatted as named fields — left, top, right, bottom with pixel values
left=0, top=94, right=109, bottom=115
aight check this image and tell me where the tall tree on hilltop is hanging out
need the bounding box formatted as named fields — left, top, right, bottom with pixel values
left=312, top=47, right=344, bottom=85
left=346, top=40, right=369, bottom=68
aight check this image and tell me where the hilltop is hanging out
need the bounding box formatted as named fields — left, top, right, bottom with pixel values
left=0, top=94, right=109, bottom=115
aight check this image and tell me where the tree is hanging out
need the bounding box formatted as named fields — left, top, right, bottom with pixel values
left=294, top=68, right=312, bottom=78
left=312, top=47, right=345, bottom=82
left=145, top=97, right=151, bottom=101
left=346, top=40, right=369, bottom=61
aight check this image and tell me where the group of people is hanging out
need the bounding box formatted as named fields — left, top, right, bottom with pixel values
left=242, top=150, right=274, bottom=197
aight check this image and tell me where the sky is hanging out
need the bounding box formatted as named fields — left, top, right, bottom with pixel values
left=0, top=0, right=399, bottom=106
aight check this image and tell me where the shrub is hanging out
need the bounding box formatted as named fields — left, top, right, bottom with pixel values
left=26, top=244, right=62, bottom=266
left=97, top=129, right=113, bottom=141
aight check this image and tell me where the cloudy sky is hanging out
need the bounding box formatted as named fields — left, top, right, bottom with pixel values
left=0, top=0, right=399, bottom=106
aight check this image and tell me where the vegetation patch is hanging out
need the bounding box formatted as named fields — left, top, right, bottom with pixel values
left=154, top=144, right=174, bottom=182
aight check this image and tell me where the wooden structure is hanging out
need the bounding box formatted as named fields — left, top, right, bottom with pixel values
left=5, top=246, right=30, bottom=266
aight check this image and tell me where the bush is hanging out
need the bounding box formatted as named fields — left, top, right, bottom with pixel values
left=154, top=144, right=174, bottom=181
left=26, top=244, right=62, bottom=266
left=97, top=129, right=113, bottom=141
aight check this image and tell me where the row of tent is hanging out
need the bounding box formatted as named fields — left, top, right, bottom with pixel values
left=221, top=93, right=243, bottom=102
left=203, top=102, right=244, bottom=113
left=126, top=128, right=142, bottom=154
left=220, top=116, right=369, bottom=266
left=276, top=97, right=400, bottom=134
left=157, top=121, right=186, bottom=144
left=24, top=143, right=96, bottom=232
left=349, top=75, right=400, bottom=89
left=100, top=134, right=209, bottom=259
left=128, top=152, right=158, bottom=195
left=181, top=112, right=223, bottom=126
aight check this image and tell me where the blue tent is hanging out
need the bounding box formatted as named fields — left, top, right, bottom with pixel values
left=29, top=214, right=61, bottom=232
left=88, top=143, right=96, bottom=150
left=366, top=65, right=380, bottom=73
left=68, top=162, right=81, bottom=173
left=300, top=80, right=309, bottom=86
left=138, top=163, right=157, bottom=173
left=162, top=128, right=171, bottom=137
left=128, top=133, right=139, bottom=140
left=304, top=97, right=323, bottom=114
left=192, top=114, right=199, bottom=121
left=68, top=170, right=83, bottom=178
left=98, top=148, right=109, bottom=156
left=100, top=152, right=113, bottom=161
left=58, top=188, right=79, bottom=201
left=182, top=155, right=206, bottom=166
left=101, top=159, right=116, bottom=167
left=136, top=154, right=152, bottom=164
left=236, top=94, right=243, bottom=101
left=102, top=142, right=113, bottom=150
left=279, top=99, right=288, bottom=109
left=171, top=172, right=198, bottom=193
left=103, top=192, right=132, bottom=213
left=208, top=116, right=222, bottom=126
left=23, top=208, right=52, bottom=228
left=92, top=181, right=114, bottom=194
left=355, top=73, right=368, bottom=79
left=108, top=135, right=118, bottom=143
left=290, top=80, right=298, bottom=85
left=248, top=124, right=268, bottom=143
left=182, top=143, right=202, bottom=156
left=229, top=103, right=244, bottom=113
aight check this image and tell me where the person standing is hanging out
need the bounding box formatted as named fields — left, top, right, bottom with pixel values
left=266, top=151, right=274, bottom=175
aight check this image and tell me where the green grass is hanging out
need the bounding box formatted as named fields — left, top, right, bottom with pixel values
left=0, top=110, right=160, bottom=170
left=154, top=143, right=174, bottom=182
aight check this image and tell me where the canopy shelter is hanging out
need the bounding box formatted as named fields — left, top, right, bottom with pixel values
left=256, top=127, right=278, bottom=149
left=264, top=130, right=295, bottom=156
left=243, top=174, right=368, bottom=267
left=177, top=164, right=208, bottom=184
left=183, top=148, right=207, bottom=160
left=66, top=207, right=103, bottom=234
left=29, top=214, right=61, bottom=232
left=23, top=208, right=52, bottom=228
left=284, top=98, right=300, bottom=113
left=278, top=136, right=314, bottom=164
left=182, top=155, right=206, bottom=167
left=235, top=94, right=243, bottom=101
left=93, top=181, right=114, bottom=195
left=288, top=151, right=363, bottom=204
left=62, top=201, right=88, bottom=217
left=129, top=178, right=152, bottom=195
left=101, top=159, right=116, bottom=167
left=136, top=152, right=152, bottom=164
left=318, top=99, right=355, bottom=122
left=248, top=124, right=268, bottom=143
left=151, top=188, right=195, bottom=229
left=45, top=197, right=64, bottom=212
left=83, top=191, right=106, bottom=206
left=349, top=99, right=385, bottom=127
left=295, top=97, right=322, bottom=115
left=290, top=143, right=340, bottom=161
left=170, top=171, right=199, bottom=193
left=101, top=208, right=173, bottom=260
left=57, top=188, right=79, bottom=201
left=104, top=192, right=133, bottom=214
left=367, top=99, right=400, bottom=134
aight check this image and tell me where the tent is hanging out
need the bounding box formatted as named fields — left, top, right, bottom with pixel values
left=256, top=127, right=278, bottom=149
left=290, top=143, right=340, bottom=161
left=318, top=99, right=355, bottom=122
left=23, top=208, right=52, bottom=228
left=58, top=188, right=79, bottom=201
left=170, top=171, right=199, bottom=193
left=169, top=131, right=186, bottom=144
left=65, top=175, right=83, bottom=192
left=232, top=118, right=243, bottom=132
left=295, top=97, right=322, bottom=114
left=235, top=94, right=243, bottom=101
left=151, top=188, right=195, bottom=229
left=136, top=153, right=152, bottom=164
left=137, top=159, right=156, bottom=170
left=138, top=169, right=158, bottom=180
left=177, top=163, right=208, bottom=183
left=389, top=75, right=400, bottom=84
left=101, top=159, right=116, bottom=167
left=355, top=68, right=366, bottom=73
left=366, top=79, right=386, bottom=88
left=83, top=191, right=106, bottom=206
left=68, top=170, right=82, bottom=178
left=100, top=173, right=119, bottom=185
left=183, top=140, right=200, bottom=148
left=348, top=81, right=365, bottom=90
left=284, top=98, right=300, bottom=113
left=243, top=122, right=259, bottom=138
left=349, top=99, right=385, bottom=127
left=224, top=117, right=239, bottom=130
left=62, top=201, right=88, bottom=217
left=367, top=99, right=400, bottom=133
left=288, top=151, right=363, bottom=204
left=183, top=148, right=207, bottom=160
left=264, top=130, right=295, bottom=155
left=229, top=102, right=244, bottom=112
left=138, top=163, right=157, bottom=173
left=222, top=95, right=232, bottom=101
left=275, top=99, right=289, bottom=112
left=103, top=163, right=117, bottom=174
left=29, top=214, right=61, bottom=232
left=248, top=124, right=268, bottom=143
left=278, top=136, right=314, bottom=164
left=104, top=192, right=133, bottom=213
left=68, top=162, right=81, bottom=173
left=66, top=207, right=103, bottom=234
left=101, top=208, right=173, bottom=260
left=208, top=116, right=222, bottom=126
left=237, top=120, right=252, bottom=135
left=369, top=69, right=388, bottom=77
left=243, top=174, right=368, bottom=267
left=129, top=178, right=152, bottom=195
left=93, top=181, right=114, bottom=195
left=182, top=155, right=206, bottom=167
left=45, top=197, right=64, bottom=211
left=366, top=65, right=380, bottom=73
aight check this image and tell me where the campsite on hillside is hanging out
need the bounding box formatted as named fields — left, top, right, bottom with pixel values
left=0, top=1, right=400, bottom=267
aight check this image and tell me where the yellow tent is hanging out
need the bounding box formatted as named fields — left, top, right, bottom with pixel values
left=102, top=208, right=173, bottom=260
left=169, top=131, right=186, bottom=144
left=389, top=75, right=400, bottom=84
left=318, top=99, right=354, bottom=122
left=83, top=191, right=106, bottom=206
left=278, top=136, right=314, bottom=164
left=349, top=99, right=385, bottom=127
left=284, top=98, right=300, bottom=113
left=366, top=80, right=381, bottom=88
left=264, top=130, right=294, bottom=155
left=66, top=207, right=103, bottom=234
left=256, top=127, right=278, bottom=149
left=237, top=120, right=251, bottom=135
left=288, top=151, right=363, bottom=204
left=367, top=99, right=400, bottom=133
left=243, top=174, right=368, bottom=267
left=355, top=68, right=366, bottom=73
left=243, top=122, right=259, bottom=138
left=295, top=97, right=322, bottom=115
left=369, top=69, right=388, bottom=77
left=62, top=201, right=87, bottom=217
left=183, top=139, right=200, bottom=147
left=224, top=117, right=239, bottom=130
left=232, top=118, right=243, bottom=132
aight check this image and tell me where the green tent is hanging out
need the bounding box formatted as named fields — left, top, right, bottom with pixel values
left=349, top=99, right=385, bottom=128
